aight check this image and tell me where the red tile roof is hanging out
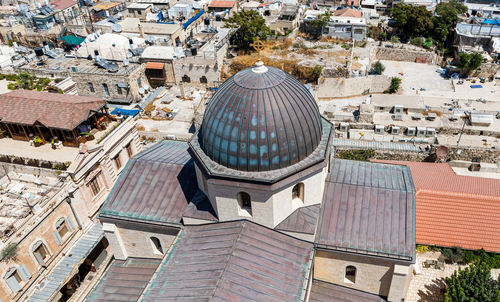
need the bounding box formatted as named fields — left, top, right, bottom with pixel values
left=372, top=160, right=500, bottom=253
left=208, top=0, right=235, bottom=8
left=341, top=0, right=360, bottom=7
left=0, top=90, right=106, bottom=130
left=50, top=0, right=77, bottom=10
left=334, top=8, right=362, bottom=17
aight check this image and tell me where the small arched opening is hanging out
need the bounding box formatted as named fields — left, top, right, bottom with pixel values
left=237, top=192, right=252, bottom=216
left=345, top=265, right=357, bottom=284
left=150, top=237, right=163, bottom=255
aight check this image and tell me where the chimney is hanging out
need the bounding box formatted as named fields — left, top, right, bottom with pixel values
left=138, top=23, right=145, bottom=38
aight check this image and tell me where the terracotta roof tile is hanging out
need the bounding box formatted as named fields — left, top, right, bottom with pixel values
left=50, top=0, right=76, bottom=10
left=0, top=90, right=105, bottom=130
left=372, top=160, right=500, bottom=253
left=208, top=0, right=235, bottom=8
left=334, top=8, right=362, bottom=17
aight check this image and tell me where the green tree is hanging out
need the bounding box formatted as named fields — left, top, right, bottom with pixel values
left=225, top=10, right=271, bottom=51
left=387, top=77, right=401, bottom=94
left=391, top=3, right=433, bottom=38
left=458, top=52, right=483, bottom=74
left=369, top=61, right=385, bottom=75
left=444, top=263, right=500, bottom=302
left=433, top=0, right=467, bottom=43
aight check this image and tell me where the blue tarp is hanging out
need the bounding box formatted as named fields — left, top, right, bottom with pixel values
left=470, top=85, right=483, bottom=89
left=111, top=108, right=141, bottom=116
left=482, top=19, right=500, bottom=26
left=183, top=9, right=204, bottom=29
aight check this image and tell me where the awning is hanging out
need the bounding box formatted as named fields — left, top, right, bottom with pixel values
left=117, top=82, right=128, bottom=88
left=58, top=35, right=84, bottom=46
left=110, top=108, right=141, bottom=117
left=145, top=62, right=164, bottom=70
left=28, top=223, right=104, bottom=301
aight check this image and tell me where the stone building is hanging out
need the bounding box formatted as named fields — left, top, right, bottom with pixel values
left=90, top=62, right=416, bottom=301
left=0, top=92, right=142, bottom=301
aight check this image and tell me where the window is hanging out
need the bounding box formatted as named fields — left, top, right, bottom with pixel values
left=32, top=241, right=50, bottom=267
left=88, top=82, right=94, bottom=93
left=103, top=83, right=110, bottom=97
left=114, top=153, right=122, bottom=170
left=57, top=219, right=69, bottom=238
left=52, top=217, right=74, bottom=245
left=200, top=76, right=207, bottom=84
left=150, top=237, right=163, bottom=254
left=237, top=192, right=252, bottom=216
left=292, top=183, right=304, bottom=202
left=137, top=77, right=142, bottom=86
left=125, top=143, right=134, bottom=158
left=116, top=84, right=123, bottom=95
left=88, top=175, right=101, bottom=196
left=4, top=265, right=31, bottom=293
left=182, top=75, right=191, bottom=83
left=345, top=265, right=357, bottom=284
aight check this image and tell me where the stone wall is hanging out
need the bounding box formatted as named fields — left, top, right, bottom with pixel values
left=373, top=47, right=437, bottom=64
left=317, top=75, right=391, bottom=99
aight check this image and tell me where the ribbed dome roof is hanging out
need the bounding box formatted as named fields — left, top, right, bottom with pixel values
left=200, top=63, right=322, bottom=172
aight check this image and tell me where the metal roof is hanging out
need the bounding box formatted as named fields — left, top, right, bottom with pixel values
left=99, top=141, right=201, bottom=225
left=86, top=258, right=161, bottom=302
left=200, top=64, right=323, bottom=172
left=142, top=220, right=314, bottom=301
left=309, top=279, right=386, bottom=302
left=275, top=204, right=320, bottom=235
left=315, top=159, right=416, bottom=261
left=28, top=223, right=104, bottom=301
left=182, top=190, right=218, bottom=222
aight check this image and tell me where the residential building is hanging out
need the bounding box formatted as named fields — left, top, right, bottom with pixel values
left=268, top=4, right=302, bottom=35
left=325, top=8, right=367, bottom=41
left=0, top=91, right=142, bottom=302
left=126, top=3, right=152, bottom=21
left=208, top=0, right=236, bottom=14
left=90, top=2, right=127, bottom=22
left=88, top=62, right=416, bottom=302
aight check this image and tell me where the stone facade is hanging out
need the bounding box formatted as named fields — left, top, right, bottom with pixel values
left=317, top=75, right=391, bottom=99
left=314, top=250, right=412, bottom=301
left=373, top=47, right=437, bottom=64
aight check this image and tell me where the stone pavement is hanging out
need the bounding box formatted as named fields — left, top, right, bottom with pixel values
left=406, top=252, right=500, bottom=302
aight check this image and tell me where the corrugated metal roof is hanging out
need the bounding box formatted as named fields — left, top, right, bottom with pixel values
left=315, top=159, right=415, bottom=261
left=142, top=220, right=313, bottom=301
left=331, top=138, right=422, bottom=152
left=86, top=258, right=161, bottom=302
left=309, top=280, right=386, bottom=302
left=99, top=141, right=200, bottom=225
left=28, top=223, right=104, bottom=301
left=200, top=65, right=323, bottom=172
left=275, top=204, right=320, bottom=235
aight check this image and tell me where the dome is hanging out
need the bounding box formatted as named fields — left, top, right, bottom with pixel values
left=200, top=62, right=323, bottom=172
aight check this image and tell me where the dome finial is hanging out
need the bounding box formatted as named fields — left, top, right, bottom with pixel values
left=252, top=60, right=268, bottom=73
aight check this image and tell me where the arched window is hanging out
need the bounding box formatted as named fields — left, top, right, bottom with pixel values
left=150, top=237, right=163, bottom=254
left=345, top=265, right=357, bottom=284
left=4, top=265, right=31, bottom=293
left=32, top=241, right=50, bottom=267
left=182, top=75, right=191, bottom=83
left=292, top=183, right=304, bottom=202
left=237, top=192, right=252, bottom=216
left=52, top=217, right=75, bottom=246
left=200, top=76, right=207, bottom=84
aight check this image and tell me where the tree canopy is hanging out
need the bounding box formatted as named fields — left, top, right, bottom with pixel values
left=225, top=10, right=271, bottom=51
left=458, top=52, right=483, bottom=73
left=444, top=263, right=500, bottom=302
left=433, top=0, right=467, bottom=42
left=391, top=3, right=434, bottom=38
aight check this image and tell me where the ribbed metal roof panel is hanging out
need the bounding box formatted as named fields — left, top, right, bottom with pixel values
left=200, top=66, right=322, bottom=172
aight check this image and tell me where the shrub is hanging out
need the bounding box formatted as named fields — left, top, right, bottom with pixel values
left=338, top=149, right=375, bottom=161
left=442, top=246, right=465, bottom=263
left=444, top=263, right=500, bottom=302
left=386, top=77, right=401, bottom=94
left=416, top=245, right=440, bottom=253
left=410, top=37, right=424, bottom=47
left=390, top=35, right=400, bottom=43
left=1, top=243, right=18, bottom=260
left=369, top=61, right=385, bottom=75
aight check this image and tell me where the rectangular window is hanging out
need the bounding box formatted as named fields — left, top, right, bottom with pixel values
left=88, top=175, right=101, bottom=196
left=137, top=77, right=142, bottom=86
left=126, top=143, right=133, bottom=158
left=103, top=83, right=110, bottom=97
left=114, top=153, right=122, bottom=170
left=88, top=82, right=94, bottom=93
left=116, top=84, right=122, bottom=95
left=57, top=221, right=69, bottom=239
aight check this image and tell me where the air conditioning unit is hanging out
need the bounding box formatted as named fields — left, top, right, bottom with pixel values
left=416, top=127, right=427, bottom=137
left=426, top=127, right=436, bottom=136
left=374, top=125, right=384, bottom=134
left=391, top=126, right=400, bottom=135
left=393, top=113, right=403, bottom=121
left=339, top=122, right=349, bottom=132
left=70, top=66, right=78, bottom=72
left=407, top=127, right=416, bottom=136
left=394, top=105, right=403, bottom=114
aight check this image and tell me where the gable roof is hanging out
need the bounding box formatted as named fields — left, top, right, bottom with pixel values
left=50, top=0, right=77, bottom=10
left=99, top=141, right=203, bottom=225
left=316, top=159, right=416, bottom=261
left=86, top=258, right=161, bottom=302
left=142, top=220, right=313, bottom=301
left=310, top=280, right=386, bottom=302
left=334, top=8, right=362, bottom=17
left=373, top=160, right=500, bottom=253
left=208, top=0, right=235, bottom=8
left=0, top=90, right=105, bottom=130
left=275, top=204, right=320, bottom=235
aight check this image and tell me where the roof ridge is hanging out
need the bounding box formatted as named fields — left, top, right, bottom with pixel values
left=209, top=220, right=246, bottom=301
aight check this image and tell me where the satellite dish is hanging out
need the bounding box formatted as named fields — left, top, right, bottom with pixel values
left=139, top=87, right=145, bottom=94
left=112, top=23, right=122, bottom=32
left=436, top=146, right=449, bottom=160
